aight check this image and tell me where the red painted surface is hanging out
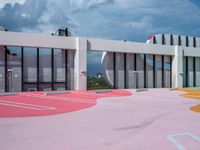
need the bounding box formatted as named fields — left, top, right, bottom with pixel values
left=0, top=90, right=132, bottom=117
left=147, top=35, right=155, bottom=40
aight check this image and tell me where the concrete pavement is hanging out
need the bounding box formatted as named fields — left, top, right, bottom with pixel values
left=0, top=89, right=200, bottom=150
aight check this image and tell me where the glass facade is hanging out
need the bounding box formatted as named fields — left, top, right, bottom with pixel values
left=0, top=45, right=174, bottom=92
left=39, top=48, right=52, bottom=83
left=0, top=46, right=74, bottom=92
left=53, top=49, right=66, bottom=82
left=24, top=47, right=37, bottom=83
left=6, top=46, right=22, bottom=92
left=0, top=46, right=5, bottom=92
left=146, top=54, right=153, bottom=88
left=108, top=52, right=172, bottom=89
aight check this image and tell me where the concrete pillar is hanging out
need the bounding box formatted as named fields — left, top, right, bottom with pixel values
left=172, top=46, right=183, bottom=88
left=74, top=37, right=87, bottom=90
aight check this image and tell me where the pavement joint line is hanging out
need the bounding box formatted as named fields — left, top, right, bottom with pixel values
left=0, top=100, right=56, bottom=110
left=167, top=132, right=200, bottom=150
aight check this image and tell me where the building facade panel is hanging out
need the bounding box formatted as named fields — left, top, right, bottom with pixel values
left=195, top=57, right=200, bottom=87
left=0, top=46, right=5, bottom=92
left=115, top=53, right=125, bottom=89
left=164, top=55, right=171, bottom=88
left=146, top=54, right=153, bottom=88
left=188, top=57, right=194, bottom=87
left=126, top=53, right=135, bottom=88
left=6, top=46, right=22, bottom=92
left=136, top=54, right=144, bottom=88
left=155, top=55, right=162, bottom=88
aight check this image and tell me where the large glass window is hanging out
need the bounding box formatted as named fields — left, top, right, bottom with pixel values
left=164, top=56, right=171, bottom=88
left=0, top=46, right=5, bottom=92
left=155, top=55, right=162, bottom=88
left=53, top=49, right=66, bottom=82
left=146, top=54, right=153, bottom=88
left=137, top=54, right=144, bottom=88
left=67, top=50, right=75, bottom=90
left=7, top=46, right=22, bottom=92
left=39, top=48, right=52, bottom=82
left=24, top=47, right=37, bottom=83
left=115, top=53, right=125, bottom=88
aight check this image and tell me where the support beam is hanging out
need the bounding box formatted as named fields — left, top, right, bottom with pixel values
left=37, top=48, right=39, bottom=91
left=153, top=54, right=156, bottom=88
left=21, top=47, right=24, bottom=91
left=65, top=50, right=68, bottom=90
left=172, top=46, right=183, bottom=88
left=113, top=52, right=116, bottom=89
left=74, top=37, right=87, bottom=90
left=124, top=53, right=127, bottom=89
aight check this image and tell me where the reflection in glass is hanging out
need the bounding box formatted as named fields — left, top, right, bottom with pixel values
left=54, top=49, right=66, bottom=82
left=0, top=46, right=5, bottom=92
left=24, top=47, right=37, bottom=82
left=7, top=46, right=22, bottom=92
left=39, top=48, right=52, bottom=82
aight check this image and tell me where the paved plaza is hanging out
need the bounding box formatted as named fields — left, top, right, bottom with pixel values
left=0, top=89, right=200, bottom=150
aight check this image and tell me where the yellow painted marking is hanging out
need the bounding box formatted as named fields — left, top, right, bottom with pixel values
left=179, top=88, right=200, bottom=113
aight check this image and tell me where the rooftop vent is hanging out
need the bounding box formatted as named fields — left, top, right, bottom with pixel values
left=54, top=27, right=71, bottom=36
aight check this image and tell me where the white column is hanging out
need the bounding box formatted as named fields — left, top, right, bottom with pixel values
left=74, top=37, right=87, bottom=90
left=172, top=46, right=183, bottom=88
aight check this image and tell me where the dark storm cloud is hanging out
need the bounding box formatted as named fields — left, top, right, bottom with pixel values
left=0, top=0, right=48, bottom=31
left=71, top=0, right=115, bottom=14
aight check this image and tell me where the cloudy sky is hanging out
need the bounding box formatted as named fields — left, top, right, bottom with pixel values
left=1, top=0, right=200, bottom=74
left=1, top=0, right=200, bottom=41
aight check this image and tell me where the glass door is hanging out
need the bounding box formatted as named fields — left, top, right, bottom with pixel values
left=6, top=47, right=22, bottom=92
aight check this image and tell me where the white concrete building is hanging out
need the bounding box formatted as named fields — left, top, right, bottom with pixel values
left=0, top=30, right=200, bottom=92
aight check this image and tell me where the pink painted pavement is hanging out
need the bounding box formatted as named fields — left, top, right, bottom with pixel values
left=0, top=89, right=200, bottom=150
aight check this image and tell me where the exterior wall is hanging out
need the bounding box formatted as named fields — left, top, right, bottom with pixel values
left=0, top=46, right=75, bottom=92
left=2, top=31, right=200, bottom=91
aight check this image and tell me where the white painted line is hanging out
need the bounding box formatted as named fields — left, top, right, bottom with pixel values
left=167, top=132, right=200, bottom=150
left=0, top=102, right=44, bottom=110
left=21, top=94, right=96, bottom=104
left=71, top=91, right=112, bottom=97
left=0, top=100, right=56, bottom=110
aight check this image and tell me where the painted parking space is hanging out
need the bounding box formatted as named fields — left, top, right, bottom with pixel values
left=0, top=89, right=132, bottom=118
left=167, top=132, right=200, bottom=150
